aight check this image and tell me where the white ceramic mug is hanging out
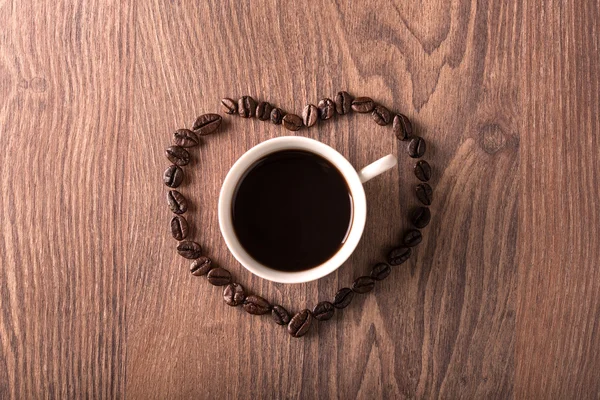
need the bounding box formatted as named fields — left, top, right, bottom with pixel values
left=218, top=136, right=397, bottom=284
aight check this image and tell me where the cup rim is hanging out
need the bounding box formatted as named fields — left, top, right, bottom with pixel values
left=218, top=136, right=367, bottom=284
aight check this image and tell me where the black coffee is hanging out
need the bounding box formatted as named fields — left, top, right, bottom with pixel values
left=232, top=150, right=352, bottom=272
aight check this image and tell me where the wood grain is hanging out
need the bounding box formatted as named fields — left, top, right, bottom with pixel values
left=0, top=0, right=598, bottom=398
left=0, top=1, right=133, bottom=398
left=517, top=0, right=600, bottom=398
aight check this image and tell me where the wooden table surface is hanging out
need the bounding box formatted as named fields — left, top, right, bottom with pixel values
left=1, top=1, right=599, bottom=398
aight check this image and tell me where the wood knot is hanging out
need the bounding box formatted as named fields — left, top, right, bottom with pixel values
left=30, top=77, right=47, bottom=93
left=479, top=123, right=506, bottom=154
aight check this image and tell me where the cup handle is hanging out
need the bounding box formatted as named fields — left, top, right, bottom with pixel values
left=357, top=154, right=397, bottom=184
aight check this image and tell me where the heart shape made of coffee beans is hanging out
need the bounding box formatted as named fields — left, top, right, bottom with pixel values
left=162, top=91, right=433, bottom=338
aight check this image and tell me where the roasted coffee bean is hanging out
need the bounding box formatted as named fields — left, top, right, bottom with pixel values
left=170, top=215, right=189, bottom=241
left=270, top=107, right=284, bottom=125
left=221, top=98, right=237, bottom=114
left=173, top=129, right=199, bottom=147
left=190, top=256, right=212, bottom=276
left=352, top=276, right=376, bottom=294
left=318, top=98, right=335, bottom=120
left=387, top=246, right=412, bottom=266
left=393, top=114, right=413, bottom=140
left=207, top=267, right=232, bottom=286
left=192, top=113, right=222, bottom=136
left=165, top=146, right=190, bottom=166
left=167, top=190, right=187, bottom=214
left=403, top=229, right=422, bottom=247
left=288, top=309, right=313, bottom=338
left=302, top=104, right=318, bottom=127
left=271, top=305, right=291, bottom=325
left=163, top=165, right=184, bottom=188
left=372, top=105, right=391, bottom=126
left=370, top=263, right=391, bottom=281
left=223, top=283, right=245, bottom=306
left=238, top=96, right=257, bottom=118
left=332, top=287, right=354, bottom=309
left=416, top=183, right=433, bottom=205
left=176, top=241, right=202, bottom=259
left=282, top=113, right=302, bottom=131
left=410, top=206, right=431, bottom=229
left=243, top=295, right=271, bottom=315
left=313, top=301, right=335, bottom=321
left=256, top=101, right=273, bottom=121
left=414, top=160, right=431, bottom=182
left=351, top=97, right=375, bottom=113
left=408, top=137, right=426, bottom=158
left=335, top=91, right=352, bottom=115
left=193, top=114, right=221, bottom=136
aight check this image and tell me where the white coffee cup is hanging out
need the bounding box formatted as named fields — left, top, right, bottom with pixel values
left=218, top=136, right=396, bottom=284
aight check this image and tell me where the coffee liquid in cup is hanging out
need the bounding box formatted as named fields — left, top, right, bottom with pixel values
left=232, top=150, right=353, bottom=272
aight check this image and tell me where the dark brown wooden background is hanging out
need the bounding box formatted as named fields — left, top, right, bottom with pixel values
left=1, top=0, right=599, bottom=398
